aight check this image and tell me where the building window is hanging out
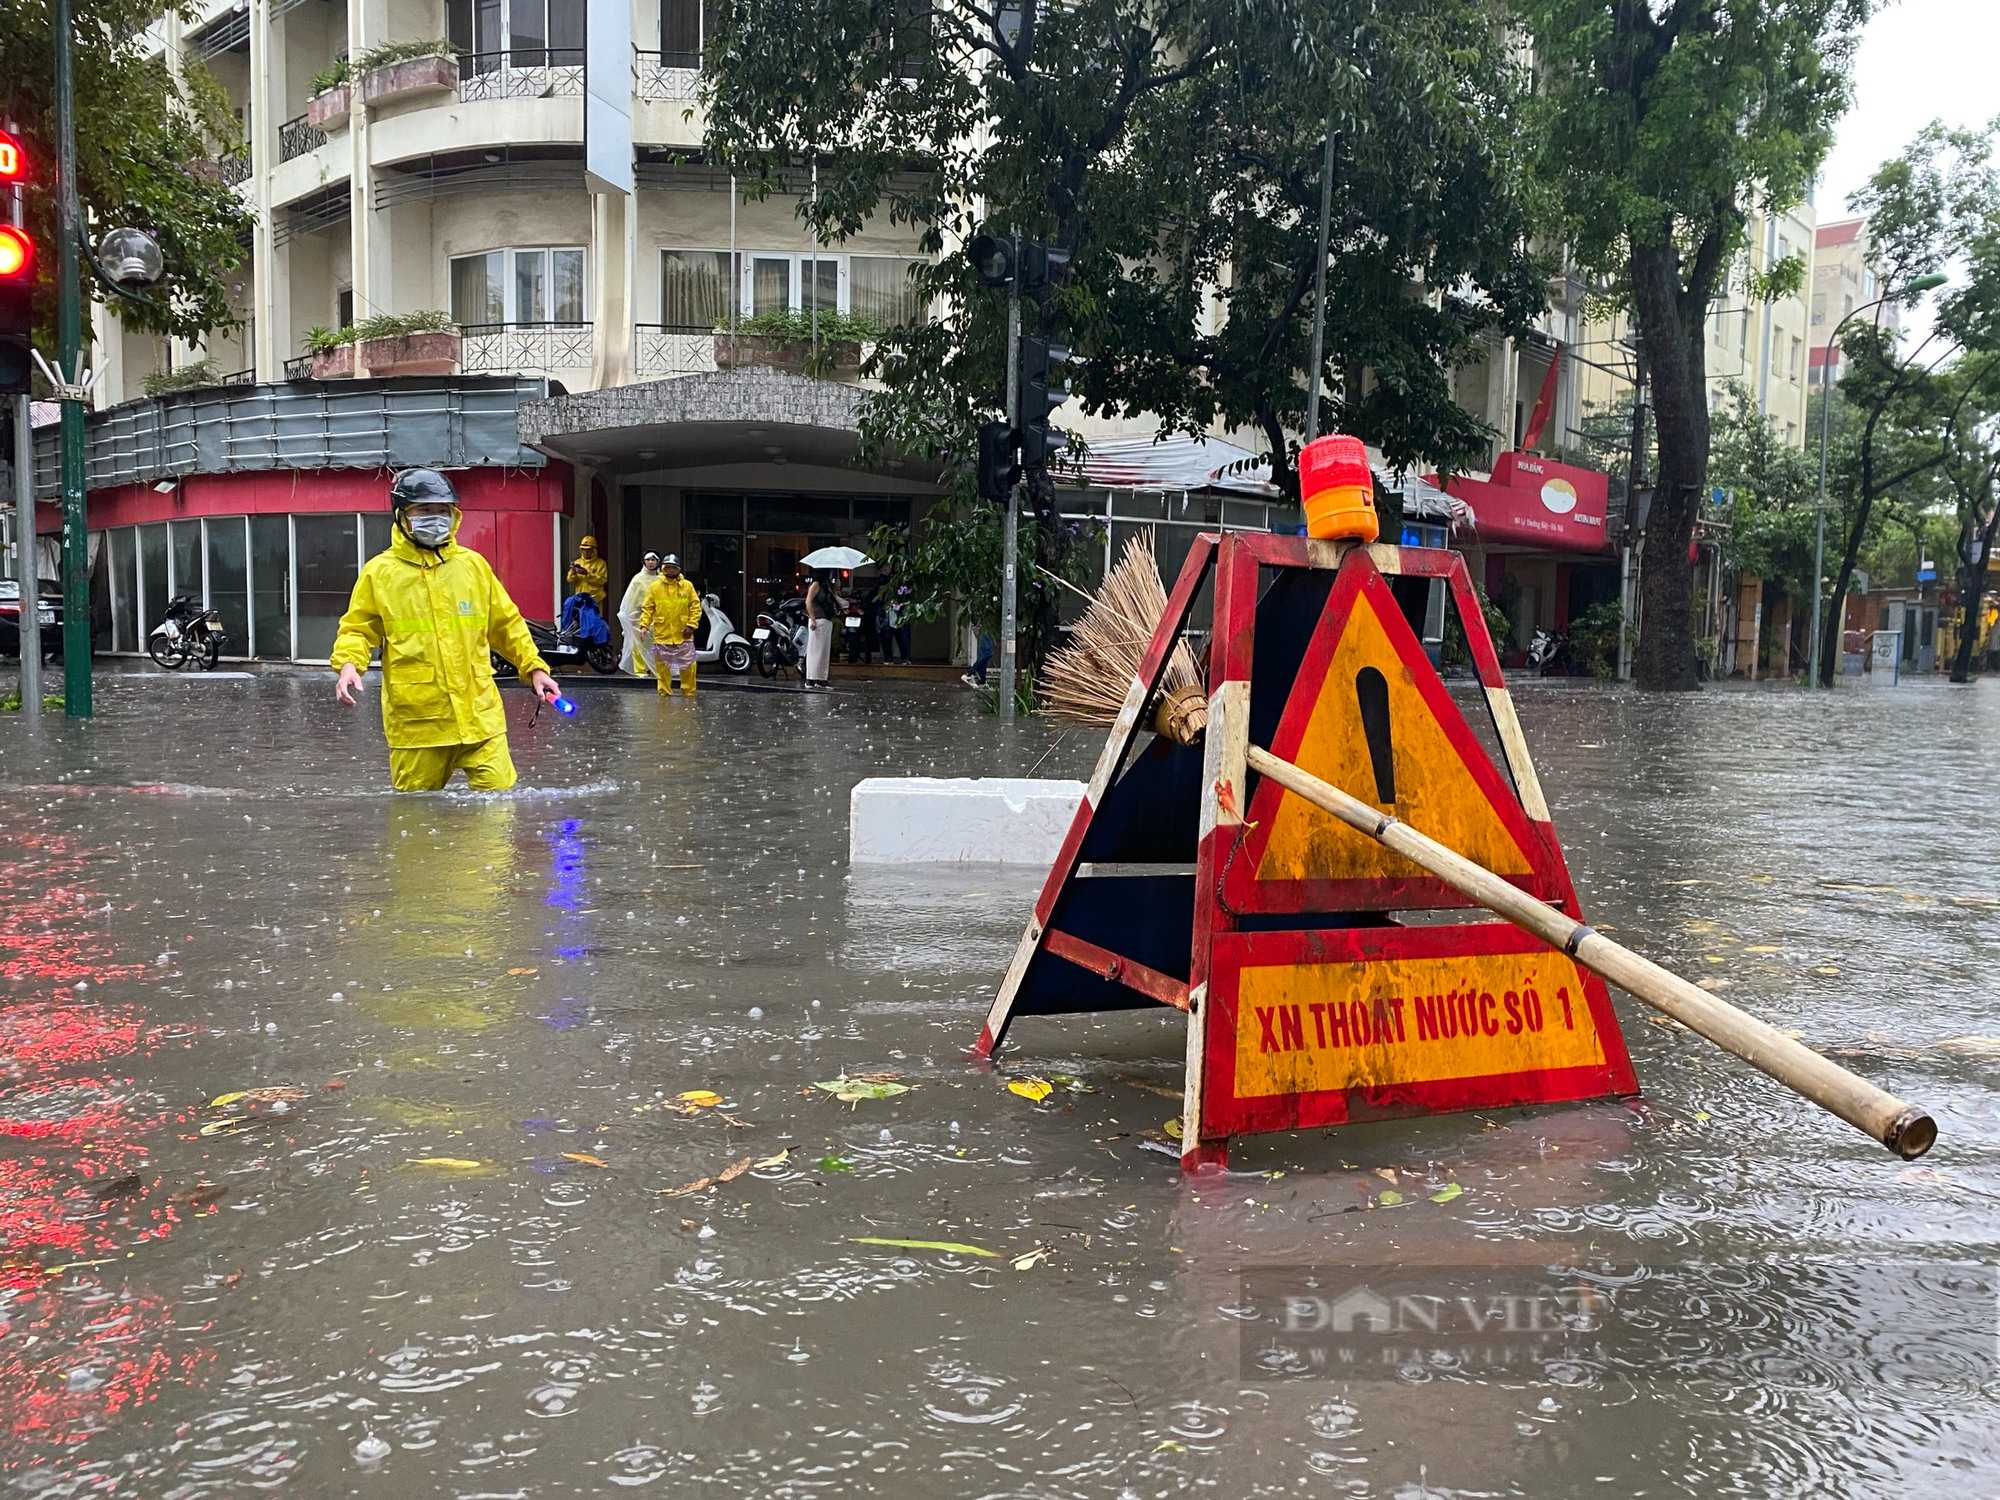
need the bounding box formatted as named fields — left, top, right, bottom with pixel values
left=660, top=249, right=738, bottom=328
left=1789, top=335, right=1802, bottom=382
left=446, top=0, right=583, bottom=71
left=1811, top=291, right=1826, bottom=325
left=660, top=0, right=706, bottom=67
left=850, top=256, right=928, bottom=326
left=707, top=251, right=931, bottom=323
left=450, top=247, right=587, bottom=326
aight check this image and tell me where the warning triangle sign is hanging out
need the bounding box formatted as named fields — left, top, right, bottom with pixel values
left=1224, top=551, right=1567, bottom=914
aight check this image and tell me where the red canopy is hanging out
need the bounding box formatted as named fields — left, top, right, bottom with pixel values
left=1437, top=452, right=1611, bottom=554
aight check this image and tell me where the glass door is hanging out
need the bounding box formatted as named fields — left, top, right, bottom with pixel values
left=293, top=513, right=359, bottom=661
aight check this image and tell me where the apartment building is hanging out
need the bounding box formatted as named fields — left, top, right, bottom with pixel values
left=1809, top=216, right=1898, bottom=390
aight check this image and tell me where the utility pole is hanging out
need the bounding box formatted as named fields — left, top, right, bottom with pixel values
left=55, top=0, right=90, bottom=716
left=5, top=113, right=35, bottom=719
left=998, top=236, right=1021, bottom=722
left=1303, top=130, right=1335, bottom=444
left=1617, top=336, right=1649, bottom=683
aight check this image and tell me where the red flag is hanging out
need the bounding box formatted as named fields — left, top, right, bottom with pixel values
left=1521, top=345, right=1561, bottom=453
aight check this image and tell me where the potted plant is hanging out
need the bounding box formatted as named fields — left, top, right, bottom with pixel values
left=356, top=40, right=458, bottom=109
left=303, top=325, right=356, bottom=379
left=714, top=309, right=880, bottom=378
left=356, top=310, right=459, bottom=376
left=142, top=359, right=226, bottom=396
left=306, top=57, right=351, bottom=131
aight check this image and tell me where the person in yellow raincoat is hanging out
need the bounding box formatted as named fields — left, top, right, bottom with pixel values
left=332, top=468, right=560, bottom=791
left=566, top=535, right=609, bottom=615
left=637, top=553, right=704, bottom=696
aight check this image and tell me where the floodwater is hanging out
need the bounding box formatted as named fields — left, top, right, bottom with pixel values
left=0, top=666, right=1995, bottom=1498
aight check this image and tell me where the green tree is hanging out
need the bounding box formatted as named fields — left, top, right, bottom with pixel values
left=1708, top=380, right=1817, bottom=604
left=1520, top=0, right=1870, bottom=690
left=1815, top=120, right=2000, bottom=684
left=0, top=0, right=254, bottom=348
left=703, top=0, right=1543, bottom=666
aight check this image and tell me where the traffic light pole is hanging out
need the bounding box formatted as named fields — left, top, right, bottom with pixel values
left=998, top=245, right=1020, bottom=723
left=11, top=395, right=34, bottom=718
left=55, top=0, right=90, bottom=717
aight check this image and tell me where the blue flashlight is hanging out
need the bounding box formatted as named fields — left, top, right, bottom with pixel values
left=552, top=695, right=577, bottom=716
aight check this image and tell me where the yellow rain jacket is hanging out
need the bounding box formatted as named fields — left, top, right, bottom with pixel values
left=330, top=516, right=549, bottom=749
left=638, top=573, right=703, bottom=645
left=567, top=538, right=610, bottom=608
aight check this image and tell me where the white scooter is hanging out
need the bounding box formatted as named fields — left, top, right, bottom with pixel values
left=691, top=593, right=755, bottom=674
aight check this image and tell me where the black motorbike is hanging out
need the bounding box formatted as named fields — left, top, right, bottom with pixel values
left=753, top=595, right=807, bottom=679
left=491, top=600, right=621, bottom=677
left=147, top=595, right=226, bottom=671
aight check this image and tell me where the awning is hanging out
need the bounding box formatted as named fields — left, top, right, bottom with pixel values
left=1066, top=432, right=1280, bottom=496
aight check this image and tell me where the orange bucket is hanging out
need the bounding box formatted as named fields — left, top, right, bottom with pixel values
left=1299, top=433, right=1378, bottom=543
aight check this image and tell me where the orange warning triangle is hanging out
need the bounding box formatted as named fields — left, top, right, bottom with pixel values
left=1227, top=552, right=1561, bottom=912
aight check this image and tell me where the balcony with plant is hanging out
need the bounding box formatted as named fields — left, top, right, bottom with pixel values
left=713, top=309, right=883, bottom=380
left=303, top=56, right=351, bottom=135
left=355, top=39, right=459, bottom=110
left=354, top=311, right=460, bottom=376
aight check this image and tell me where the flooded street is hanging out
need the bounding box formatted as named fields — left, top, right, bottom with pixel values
left=1, top=670, right=1995, bottom=1497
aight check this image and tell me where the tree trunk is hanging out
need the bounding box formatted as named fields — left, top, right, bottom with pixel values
left=1819, top=494, right=1872, bottom=687
left=1628, top=241, right=1708, bottom=691
left=1949, top=510, right=1998, bottom=683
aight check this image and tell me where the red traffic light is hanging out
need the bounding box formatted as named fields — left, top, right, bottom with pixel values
left=0, top=225, right=32, bottom=280
left=0, top=129, right=23, bottom=182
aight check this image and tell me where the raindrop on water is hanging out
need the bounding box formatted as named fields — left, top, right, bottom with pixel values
left=354, top=1434, right=391, bottom=1464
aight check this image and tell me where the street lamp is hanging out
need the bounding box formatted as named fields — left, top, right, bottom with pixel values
left=1807, top=271, right=1949, bottom=687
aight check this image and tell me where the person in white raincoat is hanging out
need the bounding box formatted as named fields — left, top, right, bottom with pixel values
left=618, top=551, right=662, bottom=675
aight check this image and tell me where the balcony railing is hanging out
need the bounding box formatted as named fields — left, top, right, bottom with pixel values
left=634, top=49, right=702, bottom=103
left=455, top=49, right=585, bottom=103
left=218, top=154, right=252, bottom=187
left=279, top=113, right=329, bottom=162
left=460, top=321, right=595, bottom=377
left=634, top=323, right=717, bottom=380
left=282, top=354, right=313, bottom=380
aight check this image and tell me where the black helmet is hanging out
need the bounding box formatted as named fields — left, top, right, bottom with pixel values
left=389, top=468, right=458, bottom=509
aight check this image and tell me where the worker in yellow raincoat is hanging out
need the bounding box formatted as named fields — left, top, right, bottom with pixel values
left=637, top=553, right=704, bottom=696
left=332, top=468, right=560, bottom=791
left=566, top=535, right=610, bottom=615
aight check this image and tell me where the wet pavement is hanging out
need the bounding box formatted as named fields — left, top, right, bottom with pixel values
left=0, top=668, right=1995, bottom=1497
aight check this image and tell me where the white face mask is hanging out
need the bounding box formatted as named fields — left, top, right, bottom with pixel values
left=405, top=513, right=453, bottom=548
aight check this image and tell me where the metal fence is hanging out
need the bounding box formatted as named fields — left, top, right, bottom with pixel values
left=455, top=50, right=585, bottom=102
left=634, top=50, right=702, bottom=102
left=459, top=322, right=595, bottom=377
left=633, top=324, right=716, bottom=379
left=279, top=113, right=329, bottom=162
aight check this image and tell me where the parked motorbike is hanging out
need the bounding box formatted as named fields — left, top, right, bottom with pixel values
left=1527, top=627, right=1574, bottom=676
left=148, top=595, right=226, bottom=671
left=691, top=593, right=754, bottom=674
left=492, top=598, right=620, bottom=678
left=753, top=595, right=808, bottom=679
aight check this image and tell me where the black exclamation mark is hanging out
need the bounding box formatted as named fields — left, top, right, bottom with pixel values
left=1355, top=667, right=1395, bottom=805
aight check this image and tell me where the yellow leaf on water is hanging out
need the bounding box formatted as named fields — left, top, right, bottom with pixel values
left=677, top=1090, right=724, bottom=1107
left=1163, top=1117, right=1183, bottom=1140
left=1011, top=1245, right=1052, bottom=1270
left=1008, top=1078, right=1054, bottom=1102
left=1815, top=966, right=1842, bottom=977
left=563, top=1153, right=609, bottom=1168
left=1154, top=1440, right=1188, bottom=1454
left=1429, top=1183, right=1463, bottom=1203
left=407, top=1157, right=486, bottom=1170
left=850, top=1237, right=997, bottom=1257
left=208, top=1091, right=246, bottom=1108
left=750, top=1148, right=790, bottom=1171
left=1692, top=1112, right=1711, bottom=1124
left=1746, top=945, right=1782, bottom=954
left=1377, top=1189, right=1405, bottom=1205
left=507, top=967, right=538, bottom=976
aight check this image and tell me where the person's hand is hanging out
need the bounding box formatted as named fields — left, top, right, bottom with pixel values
left=335, top=664, right=363, bottom=705
left=529, top=669, right=560, bottom=703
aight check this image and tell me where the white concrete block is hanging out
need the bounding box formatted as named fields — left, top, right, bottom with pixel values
left=849, top=777, right=1086, bottom=865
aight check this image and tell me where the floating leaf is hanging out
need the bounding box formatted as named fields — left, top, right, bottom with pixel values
left=850, top=1237, right=996, bottom=1257
left=1051, top=1074, right=1098, bottom=1094
left=678, top=1090, right=723, bottom=1107
left=817, top=1154, right=853, bottom=1172
left=817, top=1078, right=910, bottom=1103
left=1376, top=1189, right=1405, bottom=1205
left=1428, top=1183, right=1463, bottom=1204
left=1011, top=1245, right=1052, bottom=1270
left=563, top=1152, right=609, bottom=1168
left=1815, top=965, right=1841, bottom=977
left=1693, top=1111, right=1711, bottom=1123
left=660, top=1155, right=755, bottom=1198
left=1746, top=945, right=1782, bottom=954
left=209, top=1091, right=247, bottom=1108
left=1163, top=1117, right=1183, bottom=1140
left=1154, top=1440, right=1187, bottom=1453
left=749, top=1148, right=790, bottom=1171
left=174, top=1182, right=228, bottom=1207
left=1938, top=1036, right=2000, bottom=1057
left=1008, top=1078, right=1054, bottom=1102
left=507, top=967, right=538, bottom=976
left=199, top=1116, right=250, bottom=1136
left=407, top=1156, right=486, bottom=1170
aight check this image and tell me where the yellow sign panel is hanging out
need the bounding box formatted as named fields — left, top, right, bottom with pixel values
left=1257, top=586, right=1531, bottom=885
left=1233, top=950, right=1607, bottom=1098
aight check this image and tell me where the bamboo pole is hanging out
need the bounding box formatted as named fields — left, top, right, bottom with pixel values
left=1243, top=745, right=1937, bottom=1160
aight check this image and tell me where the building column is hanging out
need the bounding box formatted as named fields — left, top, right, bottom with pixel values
left=590, top=192, right=633, bottom=391
left=250, top=0, right=280, bottom=381
left=347, top=0, right=375, bottom=326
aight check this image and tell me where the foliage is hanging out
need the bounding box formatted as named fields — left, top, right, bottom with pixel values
left=352, top=309, right=456, bottom=340
left=1566, top=600, right=1624, bottom=679
left=309, top=56, right=350, bottom=95
left=1814, top=119, right=2000, bottom=683
left=0, top=0, right=255, bottom=345
left=1520, top=0, right=1871, bottom=690
left=353, top=39, right=453, bottom=72
left=703, top=0, right=1545, bottom=667
left=141, top=357, right=226, bottom=394
left=301, top=324, right=354, bottom=354
left=1707, top=381, right=1819, bottom=602
left=1441, top=583, right=1512, bottom=671
left=725, top=308, right=885, bottom=344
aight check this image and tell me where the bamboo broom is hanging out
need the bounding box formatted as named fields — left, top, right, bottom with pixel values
left=1039, top=530, right=1208, bottom=746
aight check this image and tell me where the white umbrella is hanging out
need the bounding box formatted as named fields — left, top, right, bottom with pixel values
left=800, top=546, right=874, bottom=570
